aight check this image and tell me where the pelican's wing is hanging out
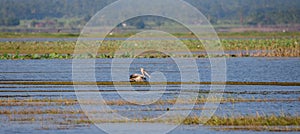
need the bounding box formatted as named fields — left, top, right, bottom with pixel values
left=130, top=74, right=141, bottom=79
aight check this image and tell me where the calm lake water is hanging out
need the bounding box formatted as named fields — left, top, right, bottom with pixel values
left=0, top=57, right=299, bottom=134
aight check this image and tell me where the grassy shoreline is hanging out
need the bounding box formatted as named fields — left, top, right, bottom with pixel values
left=0, top=31, right=299, bottom=59
left=0, top=38, right=299, bottom=59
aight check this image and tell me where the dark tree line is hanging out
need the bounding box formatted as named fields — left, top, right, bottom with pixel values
left=0, top=0, right=299, bottom=26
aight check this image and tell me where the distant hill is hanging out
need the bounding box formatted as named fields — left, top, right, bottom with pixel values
left=0, top=0, right=299, bottom=27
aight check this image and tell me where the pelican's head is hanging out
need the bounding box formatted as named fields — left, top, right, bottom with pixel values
left=141, top=68, right=151, bottom=78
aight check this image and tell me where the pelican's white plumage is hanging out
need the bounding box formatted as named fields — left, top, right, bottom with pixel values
left=129, top=68, right=150, bottom=82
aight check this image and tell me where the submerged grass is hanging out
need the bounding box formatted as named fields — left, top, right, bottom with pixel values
left=4, top=112, right=299, bottom=132
left=0, top=97, right=298, bottom=107
left=1, top=95, right=299, bottom=131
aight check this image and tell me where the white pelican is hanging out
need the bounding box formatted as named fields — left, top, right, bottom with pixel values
left=129, top=68, right=151, bottom=82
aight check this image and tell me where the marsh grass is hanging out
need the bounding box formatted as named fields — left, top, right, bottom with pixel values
left=204, top=114, right=300, bottom=126
left=211, top=126, right=300, bottom=132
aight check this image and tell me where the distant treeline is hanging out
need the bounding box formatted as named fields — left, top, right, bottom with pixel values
left=0, top=0, right=299, bottom=27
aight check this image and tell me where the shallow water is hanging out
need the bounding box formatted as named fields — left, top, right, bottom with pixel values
left=0, top=57, right=299, bottom=133
left=0, top=58, right=299, bottom=82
